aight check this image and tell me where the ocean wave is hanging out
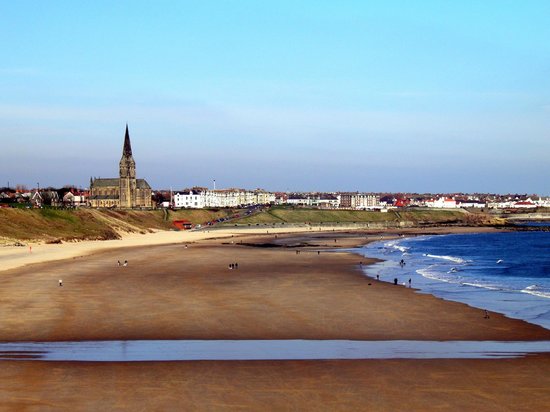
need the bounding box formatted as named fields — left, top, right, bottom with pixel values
left=424, top=254, right=468, bottom=264
left=417, top=268, right=505, bottom=292
left=384, top=240, right=410, bottom=254
left=417, top=268, right=457, bottom=283
left=521, top=285, right=550, bottom=299
left=460, top=282, right=503, bottom=291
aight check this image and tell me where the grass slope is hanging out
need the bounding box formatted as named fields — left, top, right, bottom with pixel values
left=0, top=208, right=235, bottom=243
left=232, top=207, right=469, bottom=225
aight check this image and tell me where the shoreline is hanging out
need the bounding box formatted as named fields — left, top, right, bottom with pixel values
left=3, top=226, right=550, bottom=410
left=2, top=226, right=549, bottom=342
left=5, top=225, right=548, bottom=341
left=0, top=225, right=366, bottom=274
left=355, top=230, right=550, bottom=331
left=0, top=224, right=502, bottom=274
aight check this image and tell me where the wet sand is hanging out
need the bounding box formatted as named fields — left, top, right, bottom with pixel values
left=2, top=357, right=550, bottom=411
left=1, top=231, right=547, bottom=342
left=1, top=228, right=550, bottom=410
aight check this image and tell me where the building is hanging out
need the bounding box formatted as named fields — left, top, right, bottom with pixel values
left=337, top=192, right=380, bottom=209
left=173, top=190, right=206, bottom=209
left=171, top=188, right=275, bottom=209
left=89, top=125, right=153, bottom=208
left=62, top=191, right=88, bottom=208
left=425, top=197, right=459, bottom=208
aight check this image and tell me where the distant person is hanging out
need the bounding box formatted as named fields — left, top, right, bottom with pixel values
left=408, top=278, right=412, bottom=287
left=123, top=260, right=128, bottom=267
left=117, top=260, right=121, bottom=267
left=484, top=310, right=490, bottom=319
left=235, top=263, right=238, bottom=269
left=394, top=278, right=398, bottom=285
left=376, top=274, right=379, bottom=281
left=59, top=279, right=63, bottom=287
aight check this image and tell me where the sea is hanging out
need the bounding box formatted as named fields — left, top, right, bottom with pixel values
left=359, top=228, right=550, bottom=330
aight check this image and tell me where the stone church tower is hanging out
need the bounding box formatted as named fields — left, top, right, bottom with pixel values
left=119, top=124, right=137, bottom=208
left=89, top=125, right=152, bottom=208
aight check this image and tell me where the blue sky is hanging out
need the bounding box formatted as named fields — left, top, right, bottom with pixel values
left=1, top=1, right=550, bottom=193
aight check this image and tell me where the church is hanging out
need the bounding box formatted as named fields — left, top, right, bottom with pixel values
left=89, top=125, right=153, bottom=208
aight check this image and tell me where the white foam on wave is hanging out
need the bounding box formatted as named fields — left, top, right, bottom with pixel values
left=461, top=282, right=503, bottom=291
left=417, top=268, right=457, bottom=283
left=522, top=285, right=550, bottom=299
left=383, top=240, right=410, bottom=254
left=424, top=254, right=468, bottom=264
left=417, top=268, right=504, bottom=292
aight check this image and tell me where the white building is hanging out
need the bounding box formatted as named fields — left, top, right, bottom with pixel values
left=456, top=200, right=486, bottom=208
left=535, top=197, right=550, bottom=207
left=62, top=192, right=88, bottom=207
left=425, top=197, right=459, bottom=208
left=173, top=190, right=206, bottom=208
left=173, top=188, right=274, bottom=209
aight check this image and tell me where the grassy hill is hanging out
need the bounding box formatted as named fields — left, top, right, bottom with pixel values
left=0, top=208, right=235, bottom=244
left=229, top=207, right=472, bottom=226
left=0, top=206, right=503, bottom=244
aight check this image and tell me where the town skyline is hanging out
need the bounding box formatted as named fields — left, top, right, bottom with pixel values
left=2, top=2, right=550, bottom=194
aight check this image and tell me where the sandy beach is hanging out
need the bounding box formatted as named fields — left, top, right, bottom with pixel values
left=2, top=357, right=550, bottom=411
left=1, top=227, right=550, bottom=410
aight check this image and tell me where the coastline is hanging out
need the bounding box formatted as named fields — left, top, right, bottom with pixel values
left=0, top=225, right=365, bottom=274
left=0, top=224, right=503, bottom=274
left=355, top=229, right=550, bottom=331
left=1, top=226, right=548, bottom=342
left=3, top=226, right=550, bottom=410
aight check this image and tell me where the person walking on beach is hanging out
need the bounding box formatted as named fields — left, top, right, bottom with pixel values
left=123, top=260, right=128, bottom=267
left=117, top=260, right=121, bottom=267
left=59, top=279, right=63, bottom=287
left=484, top=310, right=490, bottom=319
left=408, top=278, right=412, bottom=288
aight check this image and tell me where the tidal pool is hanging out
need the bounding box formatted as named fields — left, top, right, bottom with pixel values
left=1, top=340, right=550, bottom=362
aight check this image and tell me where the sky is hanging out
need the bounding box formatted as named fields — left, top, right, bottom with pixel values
left=1, top=1, right=550, bottom=194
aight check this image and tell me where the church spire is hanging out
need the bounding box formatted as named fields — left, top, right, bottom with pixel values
left=123, top=123, right=133, bottom=156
